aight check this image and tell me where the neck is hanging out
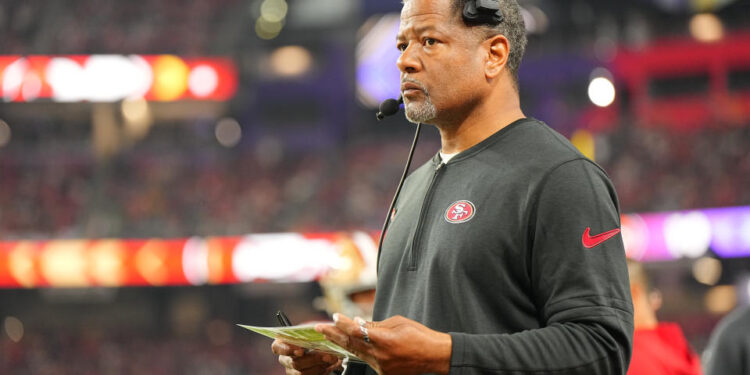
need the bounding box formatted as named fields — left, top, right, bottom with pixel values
left=633, top=297, right=659, bottom=330
left=435, top=87, right=525, bottom=154
left=634, top=313, right=658, bottom=330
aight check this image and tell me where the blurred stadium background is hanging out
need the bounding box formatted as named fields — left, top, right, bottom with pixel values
left=0, top=0, right=749, bottom=373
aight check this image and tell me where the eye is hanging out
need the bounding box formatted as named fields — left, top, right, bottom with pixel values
left=397, top=42, right=408, bottom=52
left=424, top=38, right=437, bottom=46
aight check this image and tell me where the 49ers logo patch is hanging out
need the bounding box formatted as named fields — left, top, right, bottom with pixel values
left=444, top=200, right=476, bottom=224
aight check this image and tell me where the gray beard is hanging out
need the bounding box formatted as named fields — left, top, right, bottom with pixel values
left=404, top=97, right=437, bottom=124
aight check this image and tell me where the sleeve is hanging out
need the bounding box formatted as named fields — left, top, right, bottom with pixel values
left=448, top=159, right=634, bottom=374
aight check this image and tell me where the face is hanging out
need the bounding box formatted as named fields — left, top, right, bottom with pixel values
left=397, top=0, right=488, bottom=125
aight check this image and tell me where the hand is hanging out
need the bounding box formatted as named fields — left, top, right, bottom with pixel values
left=271, top=339, right=343, bottom=375
left=315, top=314, right=452, bottom=375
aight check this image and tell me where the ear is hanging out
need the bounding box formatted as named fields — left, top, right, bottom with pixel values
left=484, top=34, right=510, bottom=79
left=647, top=290, right=663, bottom=312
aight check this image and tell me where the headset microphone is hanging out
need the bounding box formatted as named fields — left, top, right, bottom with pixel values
left=374, top=94, right=421, bottom=273
left=376, top=96, right=404, bottom=121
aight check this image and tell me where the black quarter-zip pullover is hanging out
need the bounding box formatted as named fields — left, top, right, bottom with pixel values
left=349, top=118, right=633, bottom=375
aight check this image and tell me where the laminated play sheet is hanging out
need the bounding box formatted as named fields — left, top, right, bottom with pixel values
left=238, top=323, right=366, bottom=363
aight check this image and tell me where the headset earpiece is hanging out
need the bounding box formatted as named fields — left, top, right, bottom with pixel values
left=462, top=0, right=504, bottom=26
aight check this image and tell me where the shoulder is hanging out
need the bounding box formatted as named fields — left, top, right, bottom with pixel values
left=704, top=307, right=750, bottom=373
left=712, top=307, right=750, bottom=344
left=483, top=118, right=607, bottom=178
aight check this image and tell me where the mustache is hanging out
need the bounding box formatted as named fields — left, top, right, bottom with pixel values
left=401, top=78, right=429, bottom=96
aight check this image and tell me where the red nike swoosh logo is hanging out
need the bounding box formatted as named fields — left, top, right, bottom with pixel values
left=582, top=227, right=621, bottom=248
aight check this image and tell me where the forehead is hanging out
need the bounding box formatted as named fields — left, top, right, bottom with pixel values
left=399, top=0, right=458, bottom=34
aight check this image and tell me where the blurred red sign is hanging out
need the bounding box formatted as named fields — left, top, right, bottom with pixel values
left=0, top=55, right=237, bottom=102
left=613, top=32, right=750, bottom=130
left=0, top=232, right=379, bottom=288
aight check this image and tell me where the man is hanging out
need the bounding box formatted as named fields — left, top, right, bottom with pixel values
left=273, top=0, right=633, bottom=373
left=626, top=259, right=701, bottom=375
left=703, top=306, right=750, bottom=375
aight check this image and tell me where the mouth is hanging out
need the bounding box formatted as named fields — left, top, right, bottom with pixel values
left=401, top=82, right=425, bottom=98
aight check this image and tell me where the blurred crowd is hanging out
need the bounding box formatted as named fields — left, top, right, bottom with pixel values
left=0, top=128, right=440, bottom=239
left=1, top=122, right=748, bottom=240
left=0, top=284, right=326, bottom=375
left=0, top=0, right=241, bottom=55
left=602, top=125, right=750, bottom=213
left=1, top=332, right=279, bottom=375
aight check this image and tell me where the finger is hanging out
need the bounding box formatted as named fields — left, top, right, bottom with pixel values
left=354, top=316, right=386, bottom=344
left=316, top=324, right=350, bottom=349
left=290, top=353, right=338, bottom=371
left=332, top=313, right=363, bottom=339
left=272, top=340, right=306, bottom=357
left=317, top=322, right=373, bottom=358
left=350, top=315, right=381, bottom=346
left=320, top=353, right=339, bottom=364
left=279, top=355, right=295, bottom=369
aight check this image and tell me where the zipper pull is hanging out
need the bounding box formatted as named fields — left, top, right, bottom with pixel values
left=436, top=162, right=444, bottom=171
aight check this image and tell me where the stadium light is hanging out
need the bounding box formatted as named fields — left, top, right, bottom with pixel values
left=183, top=237, right=210, bottom=286
left=260, top=0, right=288, bottom=23
left=256, top=17, right=284, bottom=40
left=215, top=117, right=243, bottom=148
left=704, top=285, right=736, bottom=314
left=39, top=241, right=89, bottom=287
left=689, top=13, right=723, bottom=43
left=3, top=317, right=23, bottom=343
left=664, top=211, right=712, bottom=258
left=588, top=75, right=616, bottom=107
left=188, top=65, right=220, bottom=98
left=152, top=55, right=190, bottom=101
left=269, top=46, right=313, bottom=78
left=88, top=240, right=126, bottom=287
left=692, top=257, right=722, bottom=286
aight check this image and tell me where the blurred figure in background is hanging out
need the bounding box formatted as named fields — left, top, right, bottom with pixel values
left=317, top=236, right=377, bottom=322
left=702, top=306, right=750, bottom=375
left=627, top=259, right=702, bottom=375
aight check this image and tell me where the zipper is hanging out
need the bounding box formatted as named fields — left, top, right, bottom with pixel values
left=408, top=162, right=445, bottom=271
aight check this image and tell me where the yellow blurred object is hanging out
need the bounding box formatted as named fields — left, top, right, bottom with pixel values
left=88, top=240, right=126, bottom=286
left=260, top=0, right=288, bottom=23
left=255, top=17, right=283, bottom=40
left=269, top=46, right=313, bottom=78
left=121, top=98, right=153, bottom=141
left=136, top=240, right=169, bottom=285
left=689, top=13, right=723, bottom=43
left=571, top=129, right=596, bottom=161
left=152, top=55, right=189, bottom=101
left=705, top=285, right=736, bottom=314
left=40, top=240, right=90, bottom=287
left=692, top=257, right=722, bottom=286
left=8, top=242, right=38, bottom=288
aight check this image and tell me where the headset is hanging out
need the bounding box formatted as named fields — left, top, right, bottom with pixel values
left=462, top=0, right=504, bottom=26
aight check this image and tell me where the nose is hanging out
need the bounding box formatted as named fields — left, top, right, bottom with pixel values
left=396, top=45, right=421, bottom=74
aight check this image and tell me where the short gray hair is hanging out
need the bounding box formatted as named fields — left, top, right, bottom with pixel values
left=452, top=0, right=527, bottom=90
